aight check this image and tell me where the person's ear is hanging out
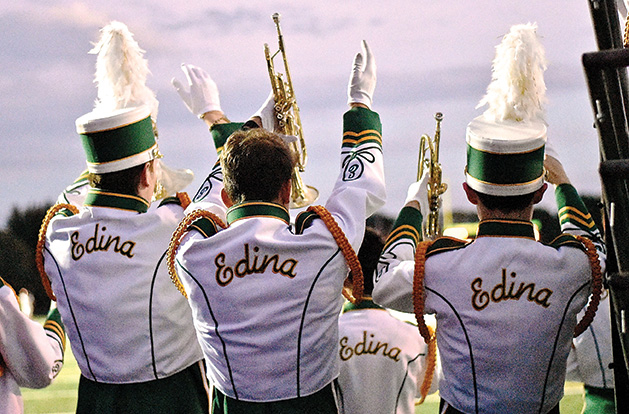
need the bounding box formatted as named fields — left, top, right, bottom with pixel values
left=279, top=179, right=292, bottom=206
left=462, top=182, right=479, bottom=205
left=140, top=162, right=153, bottom=189
left=532, top=183, right=548, bottom=205
left=221, top=188, right=234, bottom=208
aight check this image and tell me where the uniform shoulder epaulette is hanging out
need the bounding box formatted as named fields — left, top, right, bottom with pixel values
left=55, top=207, right=77, bottom=218
left=547, top=233, right=586, bottom=251
left=188, top=216, right=221, bottom=238
left=294, top=210, right=319, bottom=234
left=158, top=196, right=181, bottom=207
left=426, top=236, right=471, bottom=257
left=158, top=192, right=191, bottom=209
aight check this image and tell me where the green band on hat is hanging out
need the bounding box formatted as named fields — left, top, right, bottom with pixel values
left=466, top=144, right=544, bottom=185
left=80, top=116, right=156, bottom=165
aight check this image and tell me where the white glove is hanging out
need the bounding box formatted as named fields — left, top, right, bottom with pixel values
left=172, top=64, right=221, bottom=118
left=250, top=92, right=297, bottom=144
left=347, top=40, right=376, bottom=109
left=251, top=92, right=276, bottom=131
left=544, top=136, right=559, bottom=160
left=404, top=170, right=430, bottom=220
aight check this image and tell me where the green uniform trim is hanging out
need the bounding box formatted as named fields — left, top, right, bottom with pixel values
left=226, top=202, right=290, bottom=225
left=188, top=217, right=220, bottom=238
left=294, top=210, right=319, bottom=234
left=547, top=233, right=586, bottom=251
left=55, top=208, right=77, bottom=218
left=555, top=183, right=596, bottom=230
left=80, top=116, right=156, bottom=164
left=210, top=122, right=245, bottom=154
left=342, top=107, right=382, bottom=149
left=466, top=145, right=544, bottom=185
left=158, top=196, right=184, bottom=207
left=74, top=170, right=90, bottom=183
left=426, top=237, right=471, bottom=257
left=84, top=189, right=149, bottom=213
left=476, top=219, right=536, bottom=239
left=383, top=207, right=422, bottom=251
left=44, top=308, right=66, bottom=355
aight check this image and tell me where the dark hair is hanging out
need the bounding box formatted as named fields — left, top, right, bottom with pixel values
left=356, top=226, right=386, bottom=295
left=475, top=190, right=536, bottom=213
left=221, top=128, right=296, bottom=204
left=88, top=161, right=152, bottom=196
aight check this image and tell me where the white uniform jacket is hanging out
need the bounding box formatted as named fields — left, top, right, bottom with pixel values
left=175, top=107, right=386, bottom=402
left=43, top=189, right=202, bottom=383
left=0, top=282, right=65, bottom=414
left=337, top=300, right=437, bottom=414
left=373, top=184, right=606, bottom=414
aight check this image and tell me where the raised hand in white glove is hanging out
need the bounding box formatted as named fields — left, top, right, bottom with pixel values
left=251, top=92, right=276, bottom=131
left=347, top=40, right=376, bottom=109
left=172, top=64, right=221, bottom=118
left=249, top=93, right=297, bottom=144
left=544, top=136, right=559, bottom=160
left=404, top=170, right=430, bottom=220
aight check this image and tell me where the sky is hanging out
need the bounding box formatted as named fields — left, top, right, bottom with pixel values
left=0, top=1, right=610, bottom=226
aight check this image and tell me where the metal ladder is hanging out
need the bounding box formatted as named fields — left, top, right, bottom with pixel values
left=584, top=0, right=629, bottom=410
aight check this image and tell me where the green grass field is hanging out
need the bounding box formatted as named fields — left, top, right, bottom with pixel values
left=21, top=344, right=587, bottom=414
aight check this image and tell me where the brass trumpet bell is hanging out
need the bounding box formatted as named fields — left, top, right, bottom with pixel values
left=265, top=12, right=319, bottom=209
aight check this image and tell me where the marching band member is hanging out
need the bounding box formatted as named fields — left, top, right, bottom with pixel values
left=37, top=22, right=208, bottom=413
left=168, top=40, right=385, bottom=413
left=336, top=226, right=439, bottom=414
left=372, top=23, right=606, bottom=414
left=0, top=276, right=65, bottom=414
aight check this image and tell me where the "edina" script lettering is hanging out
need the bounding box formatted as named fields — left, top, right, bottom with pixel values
left=471, top=268, right=553, bottom=311
left=214, top=243, right=298, bottom=287
left=71, top=223, right=136, bottom=260
left=339, top=331, right=402, bottom=362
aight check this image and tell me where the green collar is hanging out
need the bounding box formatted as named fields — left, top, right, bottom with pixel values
left=476, top=219, right=536, bottom=239
left=226, top=202, right=290, bottom=225
left=342, top=298, right=382, bottom=313
left=84, top=189, right=149, bottom=213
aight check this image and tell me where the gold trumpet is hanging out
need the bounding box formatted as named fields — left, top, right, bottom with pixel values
left=264, top=12, right=319, bottom=209
left=418, top=112, right=448, bottom=239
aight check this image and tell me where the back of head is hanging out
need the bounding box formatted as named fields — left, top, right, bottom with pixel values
left=358, top=226, right=385, bottom=296
left=221, top=128, right=296, bottom=204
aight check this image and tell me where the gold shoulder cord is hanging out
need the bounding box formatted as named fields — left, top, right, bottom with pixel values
left=416, top=324, right=437, bottom=405
left=36, top=203, right=79, bottom=301
left=573, top=235, right=604, bottom=337
left=307, top=205, right=363, bottom=304
left=624, top=11, right=629, bottom=48
left=167, top=209, right=226, bottom=298
left=176, top=192, right=191, bottom=209
left=413, top=241, right=435, bottom=344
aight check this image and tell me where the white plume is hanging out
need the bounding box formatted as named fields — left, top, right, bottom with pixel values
left=476, top=23, right=547, bottom=123
left=89, top=21, right=158, bottom=119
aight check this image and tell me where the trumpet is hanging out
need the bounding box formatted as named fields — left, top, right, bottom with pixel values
left=418, top=112, right=448, bottom=239
left=264, top=12, right=319, bottom=209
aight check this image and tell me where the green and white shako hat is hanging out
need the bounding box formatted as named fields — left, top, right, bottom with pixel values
left=76, top=105, right=160, bottom=174
left=465, top=116, right=546, bottom=196
left=466, top=22, right=548, bottom=196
